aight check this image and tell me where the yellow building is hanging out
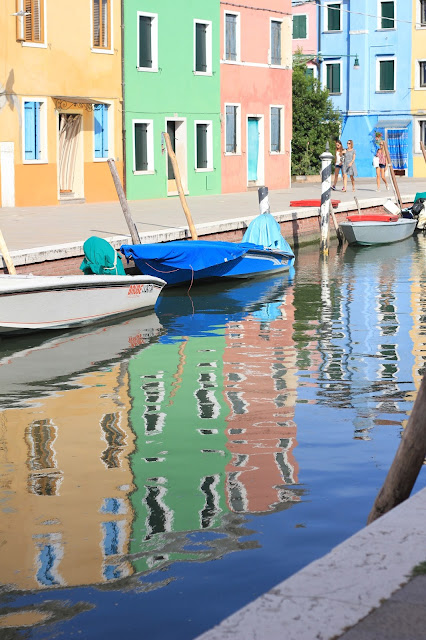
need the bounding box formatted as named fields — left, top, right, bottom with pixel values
left=412, top=0, right=426, bottom=178
left=0, top=0, right=123, bottom=207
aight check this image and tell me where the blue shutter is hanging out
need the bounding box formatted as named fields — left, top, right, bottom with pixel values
left=94, top=104, right=108, bottom=158
left=34, top=101, right=40, bottom=159
left=226, top=105, right=236, bottom=153
left=24, top=101, right=36, bottom=160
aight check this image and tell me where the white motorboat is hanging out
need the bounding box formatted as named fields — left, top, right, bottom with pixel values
left=0, top=273, right=166, bottom=335
left=339, top=214, right=417, bottom=246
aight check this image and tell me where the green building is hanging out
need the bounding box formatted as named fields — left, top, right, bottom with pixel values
left=123, top=0, right=221, bottom=201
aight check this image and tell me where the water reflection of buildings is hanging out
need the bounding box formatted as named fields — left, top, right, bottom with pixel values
left=223, top=287, right=300, bottom=513
left=0, top=364, right=135, bottom=591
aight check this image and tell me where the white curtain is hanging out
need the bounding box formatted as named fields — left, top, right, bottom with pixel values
left=58, top=114, right=81, bottom=193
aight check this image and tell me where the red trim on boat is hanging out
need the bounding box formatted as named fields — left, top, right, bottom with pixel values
left=290, top=199, right=340, bottom=208
left=346, top=214, right=399, bottom=223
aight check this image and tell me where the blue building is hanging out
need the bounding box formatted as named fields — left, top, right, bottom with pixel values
left=318, top=1, right=413, bottom=177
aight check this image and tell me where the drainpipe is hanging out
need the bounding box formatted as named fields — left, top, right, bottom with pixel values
left=120, top=0, right=127, bottom=197
left=317, top=0, right=321, bottom=80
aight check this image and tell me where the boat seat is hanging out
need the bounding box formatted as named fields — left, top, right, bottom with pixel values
left=346, top=214, right=399, bottom=223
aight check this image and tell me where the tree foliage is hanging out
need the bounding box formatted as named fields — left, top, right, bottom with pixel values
left=292, top=63, right=341, bottom=176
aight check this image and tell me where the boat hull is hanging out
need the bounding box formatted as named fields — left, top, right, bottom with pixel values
left=0, top=274, right=166, bottom=334
left=133, top=249, right=295, bottom=287
left=339, top=219, right=417, bottom=246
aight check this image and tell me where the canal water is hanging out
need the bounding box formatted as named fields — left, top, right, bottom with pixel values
left=1, top=235, right=426, bottom=639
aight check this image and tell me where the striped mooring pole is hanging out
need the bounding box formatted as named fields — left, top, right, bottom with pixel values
left=319, top=144, right=334, bottom=256
left=258, top=186, right=270, bottom=215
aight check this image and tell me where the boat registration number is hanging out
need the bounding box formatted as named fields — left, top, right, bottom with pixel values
left=127, top=284, right=154, bottom=296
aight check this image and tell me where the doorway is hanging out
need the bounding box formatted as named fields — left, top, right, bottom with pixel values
left=58, top=113, right=83, bottom=201
left=165, top=118, right=187, bottom=196
left=247, top=116, right=264, bottom=187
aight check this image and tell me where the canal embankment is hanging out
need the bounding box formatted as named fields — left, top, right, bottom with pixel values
left=0, top=177, right=423, bottom=274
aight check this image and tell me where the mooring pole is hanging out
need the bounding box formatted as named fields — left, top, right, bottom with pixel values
left=258, top=186, right=270, bottom=215
left=320, top=145, right=333, bottom=256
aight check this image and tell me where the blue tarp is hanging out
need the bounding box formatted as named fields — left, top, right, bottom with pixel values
left=242, top=213, right=294, bottom=255
left=120, top=240, right=263, bottom=272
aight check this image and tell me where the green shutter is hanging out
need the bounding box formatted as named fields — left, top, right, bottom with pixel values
left=381, top=1, right=394, bottom=29
left=380, top=60, right=394, bottom=91
left=135, top=123, right=148, bottom=171
left=305, top=67, right=314, bottom=77
left=293, top=15, right=307, bottom=39
left=139, top=15, right=152, bottom=68
left=195, top=23, right=207, bottom=72
left=327, top=64, right=340, bottom=93
left=328, top=4, right=340, bottom=31
left=196, top=124, right=208, bottom=169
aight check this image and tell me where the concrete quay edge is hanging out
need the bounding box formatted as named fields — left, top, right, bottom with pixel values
left=195, top=487, right=426, bottom=640
left=4, top=193, right=416, bottom=268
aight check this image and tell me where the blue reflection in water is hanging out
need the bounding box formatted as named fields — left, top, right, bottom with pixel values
left=1, top=240, right=426, bottom=640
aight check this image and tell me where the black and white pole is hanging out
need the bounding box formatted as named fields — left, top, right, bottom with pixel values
left=319, top=144, right=333, bottom=256
left=258, top=186, right=270, bottom=215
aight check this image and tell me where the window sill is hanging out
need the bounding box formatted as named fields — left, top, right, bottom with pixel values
left=91, top=48, right=114, bottom=55
left=329, top=92, right=342, bottom=96
left=323, top=29, right=342, bottom=34
left=133, top=170, right=155, bottom=175
left=94, top=157, right=110, bottom=162
left=222, top=59, right=241, bottom=65
left=224, top=152, right=241, bottom=156
left=270, top=151, right=284, bottom=155
left=376, top=90, right=395, bottom=93
left=193, top=71, right=213, bottom=76
left=22, top=41, right=47, bottom=48
left=137, top=67, right=158, bottom=73
left=376, top=27, right=396, bottom=31
left=195, top=168, right=214, bottom=173
left=23, top=160, right=48, bottom=165
left=293, top=36, right=308, bottom=40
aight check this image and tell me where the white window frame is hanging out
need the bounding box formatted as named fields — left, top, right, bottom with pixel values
left=324, top=60, right=342, bottom=95
left=132, top=119, right=154, bottom=174
left=194, top=120, right=213, bottom=172
left=224, top=103, right=241, bottom=156
left=93, top=101, right=114, bottom=162
left=223, top=10, right=241, bottom=63
left=416, top=59, right=426, bottom=90
left=292, top=13, right=308, bottom=40
left=137, top=11, right=158, bottom=73
left=270, top=105, right=284, bottom=155
left=269, top=18, right=283, bottom=67
left=91, top=0, right=114, bottom=54
left=19, top=0, right=47, bottom=48
left=324, top=1, right=342, bottom=32
left=22, top=97, right=48, bottom=164
left=376, top=56, right=396, bottom=92
left=414, top=118, right=426, bottom=154
left=193, top=19, right=212, bottom=75
left=377, top=0, right=396, bottom=31
left=416, top=0, right=426, bottom=28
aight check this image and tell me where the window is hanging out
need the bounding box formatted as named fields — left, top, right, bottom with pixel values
left=326, top=62, right=341, bottom=94
left=92, top=0, right=111, bottom=49
left=293, top=14, right=307, bottom=39
left=23, top=99, right=46, bottom=162
left=421, top=0, right=426, bottom=26
left=94, top=104, right=109, bottom=159
left=133, top=120, right=154, bottom=173
left=305, top=67, right=314, bottom=77
left=195, top=121, right=213, bottom=171
left=225, top=104, right=240, bottom=154
left=225, top=12, right=239, bottom=61
left=17, top=0, right=44, bottom=43
left=326, top=3, right=341, bottom=31
left=380, top=1, right=395, bottom=29
left=270, top=107, right=283, bottom=153
left=378, top=58, right=395, bottom=91
left=270, top=20, right=282, bottom=65
left=420, top=120, right=426, bottom=151
left=137, top=12, right=158, bottom=71
left=194, top=20, right=212, bottom=74
left=420, top=61, right=426, bottom=87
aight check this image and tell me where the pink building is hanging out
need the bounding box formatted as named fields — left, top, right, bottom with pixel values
left=220, top=1, right=292, bottom=193
left=292, top=0, right=318, bottom=74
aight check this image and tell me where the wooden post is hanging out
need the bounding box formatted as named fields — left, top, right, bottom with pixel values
left=354, top=196, right=361, bottom=216
left=107, top=158, right=141, bottom=245
left=329, top=200, right=344, bottom=245
left=367, top=375, right=426, bottom=525
left=0, top=228, right=16, bottom=274
left=319, top=147, right=333, bottom=256
left=383, top=140, right=403, bottom=211
left=162, top=132, right=198, bottom=240
left=421, top=141, right=426, bottom=165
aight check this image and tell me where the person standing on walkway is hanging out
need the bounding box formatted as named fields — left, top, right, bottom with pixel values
left=342, top=140, right=357, bottom=192
left=375, top=141, right=389, bottom=192
left=331, top=140, right=344, bottom=191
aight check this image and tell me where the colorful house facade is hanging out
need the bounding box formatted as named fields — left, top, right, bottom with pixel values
left=292, top=0, right=318, bottom=76
left=318, top=0, right=414, bottom=177
left=412, top=0, right=426, bottom=177
left=221, top=0, right=293, bottom=193
left=123, top=0, right=222, bottom=201
left=0, top=0, right=123, bottom=208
